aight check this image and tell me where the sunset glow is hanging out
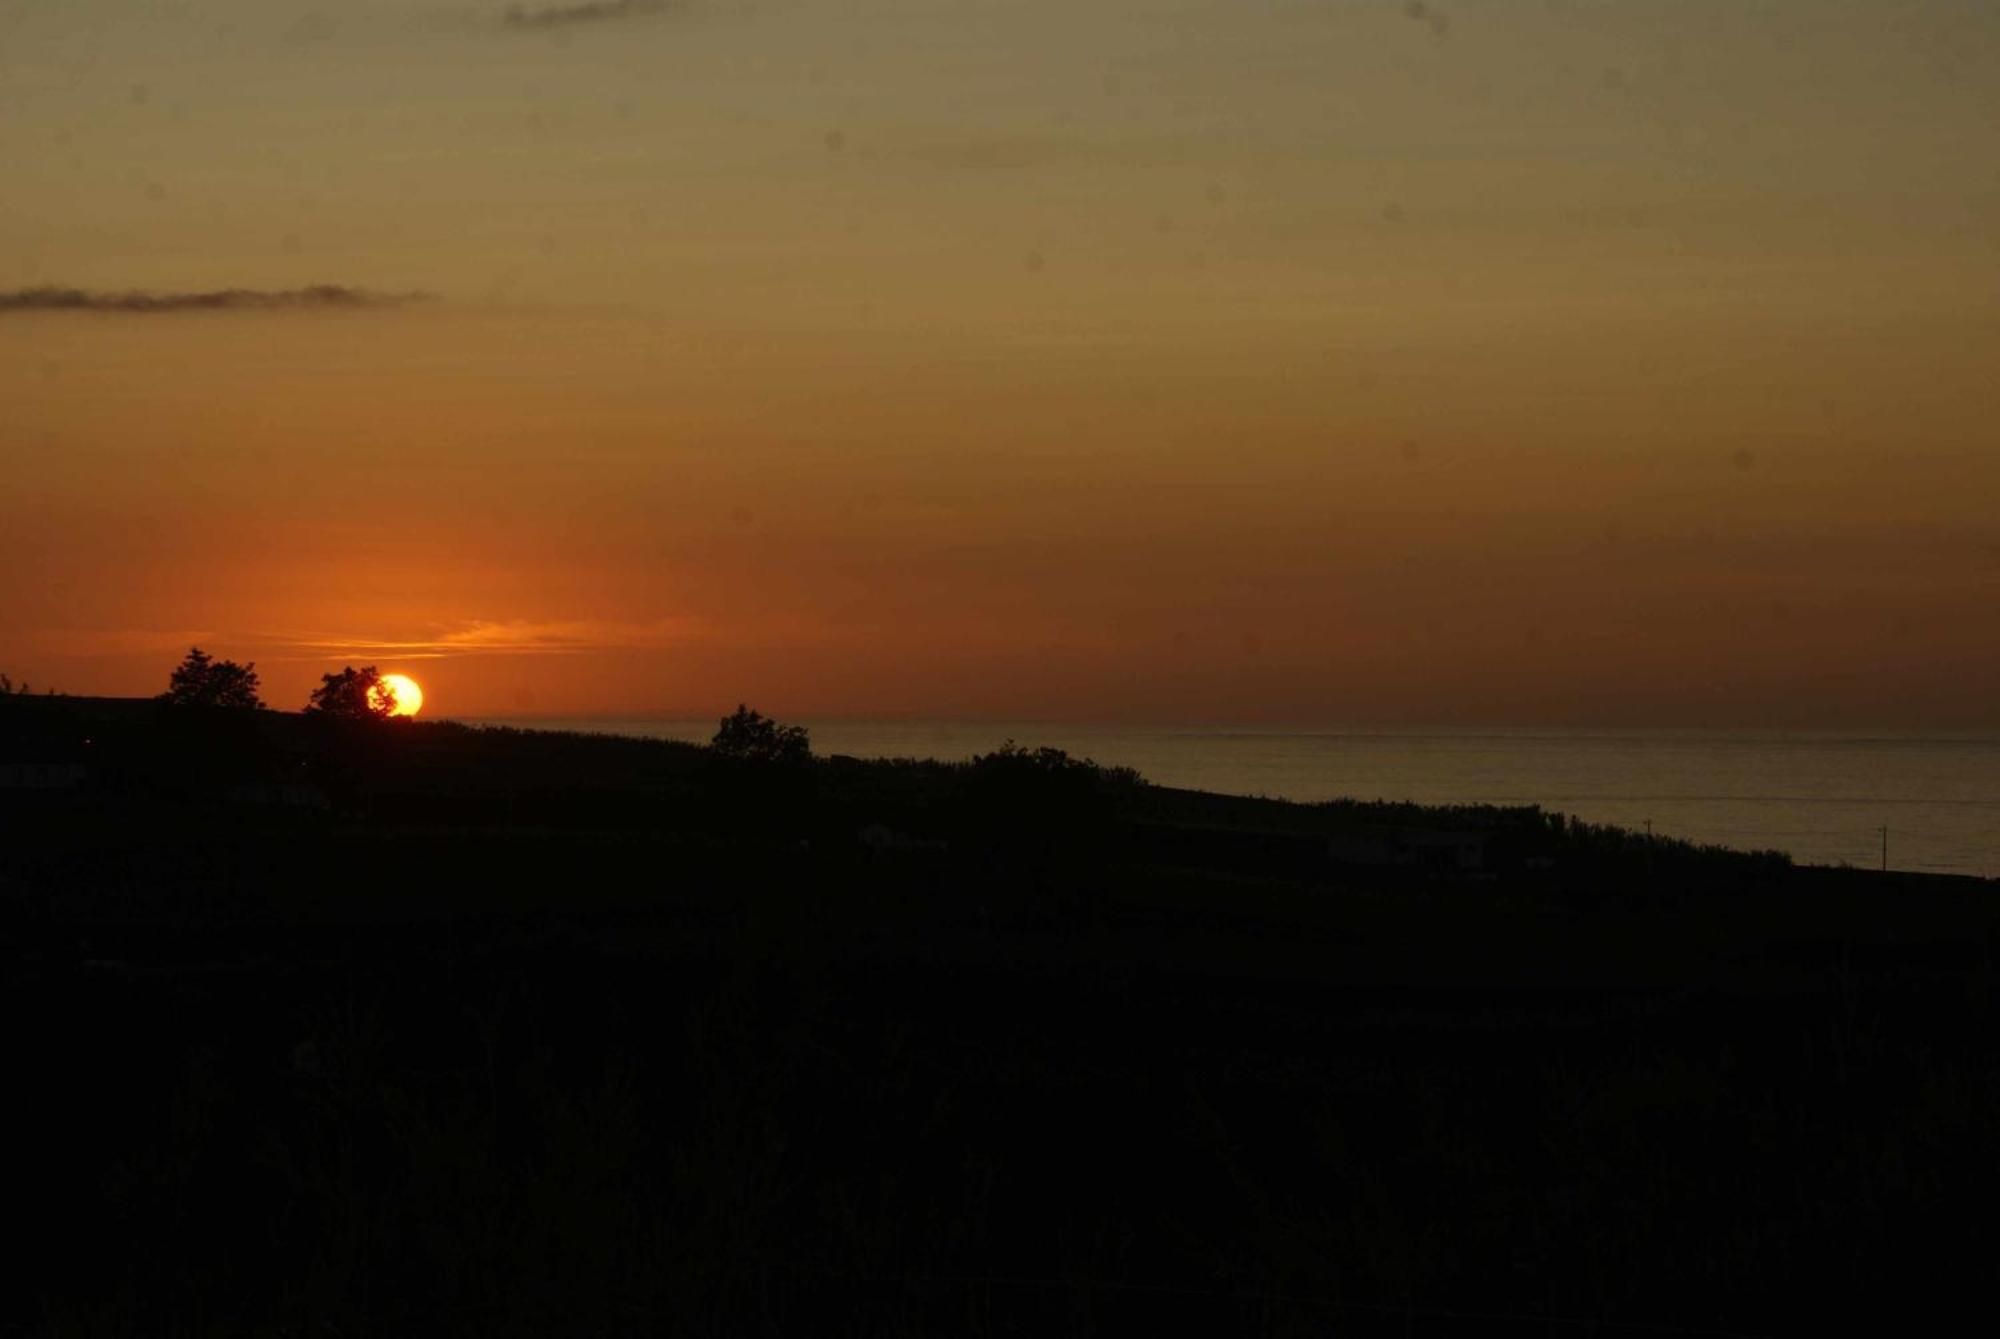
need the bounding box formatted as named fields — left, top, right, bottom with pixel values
left=14, top=10, right=2000, bottom=1335
left=2, top=2, right=1995, bottom=727
left=373, top=674, right=424, bottom=719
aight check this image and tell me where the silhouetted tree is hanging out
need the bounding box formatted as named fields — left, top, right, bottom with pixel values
left=710, top=704, right=811, bottom=764
left=305, top=665, right=394, bottom=720
left=957, top=741, right=1142, bottom=870
left=160, top=646, right=265, bottom=710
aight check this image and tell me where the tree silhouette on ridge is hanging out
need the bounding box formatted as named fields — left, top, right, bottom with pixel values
left=305, top=665, right=395, bottom=720
left=160, top=647, right=265, bottom=710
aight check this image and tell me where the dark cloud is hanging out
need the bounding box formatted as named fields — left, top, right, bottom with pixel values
left=0, top=285, right=431, bottom=314
left=1403, top=1, right=1450, bottom=39
left=502, top=0, right=667, bottom=29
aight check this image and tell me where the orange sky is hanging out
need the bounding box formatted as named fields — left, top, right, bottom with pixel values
left=3, top=1, right=1996, bottom=725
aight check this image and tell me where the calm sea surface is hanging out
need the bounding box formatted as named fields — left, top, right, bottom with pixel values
left=472, top=719, right=2000, bottom=879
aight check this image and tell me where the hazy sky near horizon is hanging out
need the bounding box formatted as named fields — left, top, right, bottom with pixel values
left=3, top=0, right=1996, bottom=724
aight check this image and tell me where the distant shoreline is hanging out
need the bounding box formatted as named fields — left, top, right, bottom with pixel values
left=9, top=694, right=1995, bottom=882
left=460, top=713, right=2000, bottom=878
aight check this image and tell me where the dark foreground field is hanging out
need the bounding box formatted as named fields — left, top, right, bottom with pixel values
left=5, top=698, right=1997, bottom=1336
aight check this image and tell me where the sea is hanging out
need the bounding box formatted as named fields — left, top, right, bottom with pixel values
left=470, top=720, right=2000, bottom=880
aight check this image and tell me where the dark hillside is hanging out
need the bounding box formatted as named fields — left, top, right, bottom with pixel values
left=5, top=695, right=1997, bottom=1336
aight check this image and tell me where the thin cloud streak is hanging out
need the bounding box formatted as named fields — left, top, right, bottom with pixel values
left=0, top=285, right=432, bottom=315
left=502, top=1, right=667, bottom=30
left=24, top=620, right=700, bottom=663
left=270, top=619, right=704, bottom=661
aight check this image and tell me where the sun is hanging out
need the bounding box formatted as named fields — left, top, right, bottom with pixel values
left=373, top=672, right=424, bottom=718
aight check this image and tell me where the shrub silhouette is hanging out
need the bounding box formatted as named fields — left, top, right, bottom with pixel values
left=710, top=704, right=811, bottom=764
left=305, top=666, right=394, bottom=720
left=0, top=673, right=57, bottom=696
left=968, top=740, right=1141, bottom=791
left=159, top=647, right=265, bottom=710
left=957, top=741, right=1137, bottom=864
left=703, top=705, right=815, bottom=840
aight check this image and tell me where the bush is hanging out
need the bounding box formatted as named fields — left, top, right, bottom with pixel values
left=710, top=705, right=811, bottom=765
left=956, top=742, right=1142, bottom=866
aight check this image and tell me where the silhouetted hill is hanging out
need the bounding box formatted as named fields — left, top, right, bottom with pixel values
left=4, top=695, right=1996, bottom=1336
left=4, top=693, right=1814, bottom=885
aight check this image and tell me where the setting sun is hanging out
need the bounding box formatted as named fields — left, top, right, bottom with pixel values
left=373, top=673, right=424, bottom=718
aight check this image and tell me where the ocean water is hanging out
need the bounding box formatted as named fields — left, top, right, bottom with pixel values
left=474, top=719, right=2000, bottom=879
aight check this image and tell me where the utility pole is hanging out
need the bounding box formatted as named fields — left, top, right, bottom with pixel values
left=1880, top=825, right=1888, bottom=873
